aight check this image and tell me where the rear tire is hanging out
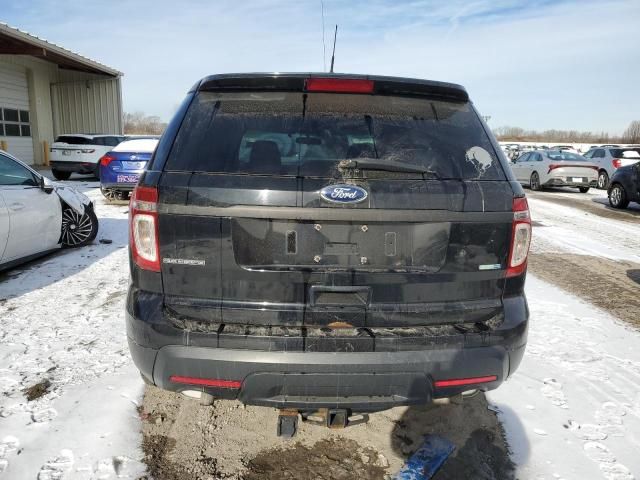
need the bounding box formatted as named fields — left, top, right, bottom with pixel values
left=52, top=169, right=71, bottom=181
left=597, top=170, right=609, bottom=189
left=61, top=204, right=99, bottom=247
left=578, top=187, right=590, bottom=193
left=608, top=184, right=629, bottom=209
left=530, top=172, right=541, bottom=191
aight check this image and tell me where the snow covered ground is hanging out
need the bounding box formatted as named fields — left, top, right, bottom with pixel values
left=489, top=275, right=640, bottom=480
left=1, top=182, right=639, bottom=479
left=0, top=184, right=145, bottom=479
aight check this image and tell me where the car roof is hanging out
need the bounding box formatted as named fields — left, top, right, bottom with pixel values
left=112, top=138, right=158, bottom=153
left=57, top=133, right=123, bottom=138
left=192, top=72, right=469, bottom=102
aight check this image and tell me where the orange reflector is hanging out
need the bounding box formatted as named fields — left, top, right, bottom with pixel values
left=169, top=375, right=241, bottom=389
left=434, top=375, right=497, bottom=388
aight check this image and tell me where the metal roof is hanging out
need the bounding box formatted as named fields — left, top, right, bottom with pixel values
left=0, top=22, right=122, bottom=77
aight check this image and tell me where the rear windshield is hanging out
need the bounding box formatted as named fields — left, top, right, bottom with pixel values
left=546, top=151, right=586, bottom=161
left=55, top=136, right=92, bottom=145
left=165, top=92, right=505, bottom=180
left=611, top=148, right=640, bottom=158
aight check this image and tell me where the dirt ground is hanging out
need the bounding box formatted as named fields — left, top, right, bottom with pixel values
left=139, top=388, right=513, bottom=480
left=529, top=253, right=640, bottom=329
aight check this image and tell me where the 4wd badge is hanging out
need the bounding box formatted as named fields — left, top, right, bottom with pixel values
left=320, top=184, right=368, bottom=204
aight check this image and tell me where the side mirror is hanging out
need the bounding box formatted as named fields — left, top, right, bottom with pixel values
left=39, top=175, right=55, bottom=194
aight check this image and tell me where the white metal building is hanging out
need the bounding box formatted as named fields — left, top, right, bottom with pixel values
left=0, top=23, right=123, bottom=165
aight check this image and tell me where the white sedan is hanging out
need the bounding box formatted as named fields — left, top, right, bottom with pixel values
left=510, top=150, right=598, bottom=193
left=0, top=150, right=99, bottom=271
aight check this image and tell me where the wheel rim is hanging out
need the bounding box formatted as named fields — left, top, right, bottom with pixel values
left=61, top=209, right=93, bottom=246
left=102, top=188, right=118, bottom=201
left=598, top=173, right=607, bottom=189
left=610, top=186, right=621, bottom=206
left=531, top=173, right=539, bottom=189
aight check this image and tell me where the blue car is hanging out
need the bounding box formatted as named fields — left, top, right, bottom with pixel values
left=99, top=138, right=159, bottom=200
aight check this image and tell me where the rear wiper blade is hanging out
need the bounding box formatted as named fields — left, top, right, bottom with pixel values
left=338, top=158, right=439, bottom=176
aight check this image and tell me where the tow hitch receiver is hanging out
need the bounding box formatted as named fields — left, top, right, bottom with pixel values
left=302, top=409, right=369, bottom=429
left=277, top=409, right=299, bottom=438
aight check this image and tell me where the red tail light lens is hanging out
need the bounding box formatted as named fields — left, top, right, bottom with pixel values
left=130, top=186, right=160, bottom=272
left=507, top=197, right=531, bottom=278
left=547, top=164, right=561, bottom=173
left=305, top=78, right=374, bottom=93
left=100, top=155, right=115, bottom=167
left=612, top=159, right=622, bottom=169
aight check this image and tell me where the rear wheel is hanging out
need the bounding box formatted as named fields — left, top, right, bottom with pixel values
left=530, top=172, right=541, bottom=191
left=578, top=187, right=590, bottom=193
left=597, top=170, right=609, bottom=189
left=51, top=169, right=71, bottom=181
left=608, top=184, right=629, bottom=209
left=61, top=205, right=99, bottom=247
left=101, top=188, right=128, bottom=202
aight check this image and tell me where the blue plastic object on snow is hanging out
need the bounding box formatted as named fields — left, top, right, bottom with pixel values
left=394, top=434, right=456, bottom=480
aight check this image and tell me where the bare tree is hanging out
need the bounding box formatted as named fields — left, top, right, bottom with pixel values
left=493, top=126, right=622, bottom=144
left=123, top=112, right=167, bottom=135
left=622, top=120, right=640, bottom=144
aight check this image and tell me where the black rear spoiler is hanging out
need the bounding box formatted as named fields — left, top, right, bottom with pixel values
left=192, top=73, right=469, bottom=103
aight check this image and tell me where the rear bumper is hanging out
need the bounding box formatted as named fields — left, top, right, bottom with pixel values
left=544, top=176, right=597, bottom=187
left=126, top=288, right=528, bottom=411
left=101, top=182, right=136, bottom=190
left=50, top=161, right=98, bottom=174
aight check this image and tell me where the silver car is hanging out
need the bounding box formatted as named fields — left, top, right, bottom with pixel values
left=510, top=150, right=598, bottom=193
left=583, top=147, right=640, bottom=189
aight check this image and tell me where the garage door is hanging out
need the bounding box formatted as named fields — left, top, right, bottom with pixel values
left=0, top=64, right=34, bottom=164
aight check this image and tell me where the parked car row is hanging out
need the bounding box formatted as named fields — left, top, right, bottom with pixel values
left=506, top=147, right=640, bottom=210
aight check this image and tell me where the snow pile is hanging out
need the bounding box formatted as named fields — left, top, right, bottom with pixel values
left=488, top=275, right=640, bottom=479
left=0, top=187, right=145, bottom=479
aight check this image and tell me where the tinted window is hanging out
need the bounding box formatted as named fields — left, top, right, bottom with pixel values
left=55, top=136, right=92, bottom=145
left=0, top=154, right=38, bottom=186
left=517, top=153, right=530, bottom=162
left=165, top=92, right=505, bottom=180
left=610, top=148, right=640, bottom=158
left=593, top=149, right=605, bottom=158
left=105, top=136, right=124, bottom=147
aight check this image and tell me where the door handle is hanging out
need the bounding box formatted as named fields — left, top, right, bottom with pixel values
left=9, top=203, right=25, bottom=211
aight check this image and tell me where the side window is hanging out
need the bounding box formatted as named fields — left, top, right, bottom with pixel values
left=583, top=150, right=593, bottom=158
left=593, top=149, right=605, bottom=159
left=92, top=137, right=105, bottom=146
left=518, top=153, right=530, bottom=163
left=533, top=153, right=542, bottom=161
left=0, top=154, right=38, bottom=186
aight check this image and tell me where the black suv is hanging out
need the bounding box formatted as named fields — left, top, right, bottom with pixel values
left=127, top=73, right=530, bottom=430
left=608, top=160, right=640, bottom=209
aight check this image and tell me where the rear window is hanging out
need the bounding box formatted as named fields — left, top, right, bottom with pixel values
left=55, top=136, right=92, bottom=145
left=546, top=151, right=586, bottom=161
left=165, top=92, right=505, bottom=180
left=610, top=148, right=640, bottom=158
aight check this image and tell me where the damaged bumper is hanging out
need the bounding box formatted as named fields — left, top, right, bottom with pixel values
left=126, top=289, right=528, bottom=411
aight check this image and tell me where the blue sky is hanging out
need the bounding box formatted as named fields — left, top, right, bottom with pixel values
left=2, top=0, right=638, bottom=133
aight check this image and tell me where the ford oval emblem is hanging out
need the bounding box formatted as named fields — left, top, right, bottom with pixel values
left=320, top=184, right=368, bottom=204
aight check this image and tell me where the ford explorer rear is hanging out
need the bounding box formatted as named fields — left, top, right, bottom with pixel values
left=126, top=73, right=530, bottom=433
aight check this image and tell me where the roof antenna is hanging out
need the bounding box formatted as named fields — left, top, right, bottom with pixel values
left=321, top=0, right=327, bottom=72
left=330, top=24, right=338, bottom=73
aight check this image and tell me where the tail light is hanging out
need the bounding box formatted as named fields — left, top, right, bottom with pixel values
left=100, top=155, right=115, bottom=167
left=305, top=78, right=374, bottom=93
left=507, top=197, right=531, bottom=278
left=547, top=164, right=561, bottom=173
left=130, top=186, right=160, bottom=272
left=612, top=158, right=622, bottom=169
left=81, top=149, right=96, bottom=154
